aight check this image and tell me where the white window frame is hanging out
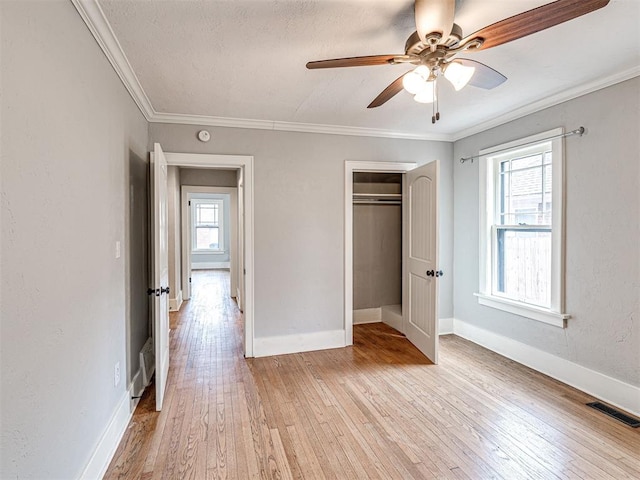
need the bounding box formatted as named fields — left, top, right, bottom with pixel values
left=191, top=198, right=225, bottom=253
left=476, top=128, right=570, bottom=328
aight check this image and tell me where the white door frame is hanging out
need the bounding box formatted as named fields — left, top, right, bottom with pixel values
left=181, top=186, right=238, bottom=301
left=165, top=153, right=255, bottom=358
left=344, top=160, right=416, bottom=346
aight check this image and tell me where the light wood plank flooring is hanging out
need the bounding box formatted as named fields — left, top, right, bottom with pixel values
left=105, top=270, right=640, bottom=479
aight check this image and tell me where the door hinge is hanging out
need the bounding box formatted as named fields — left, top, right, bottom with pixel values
left=188, top=200, right=191, bottom=206
left=189, top=277, right=192, bottom=283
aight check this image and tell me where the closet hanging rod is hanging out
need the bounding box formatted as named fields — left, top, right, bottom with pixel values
left=353, top=193, right=402, bottom=198
left=459, top=126, right=585, bottom=164
left=353, top=199, right=402, bottom=205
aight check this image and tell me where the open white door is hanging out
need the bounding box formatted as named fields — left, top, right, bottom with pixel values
left=404, top=160, right=439, bottom=364
left=151, top=143, right=170, bottom=411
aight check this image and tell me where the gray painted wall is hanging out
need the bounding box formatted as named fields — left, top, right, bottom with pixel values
left=180, top=166, right=237, bottom=187
left=353, top=204, right=402, bottom=309
left=149, top=124, right=454, bottom=337
left=452, top=77, right=640, bottom=386
left=1, top=1, right=149, bottom=478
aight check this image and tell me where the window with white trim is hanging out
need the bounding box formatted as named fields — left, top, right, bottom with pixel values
left=477, top=128, right=569, bottom=327
left=191, top=198, right=224, bottom=253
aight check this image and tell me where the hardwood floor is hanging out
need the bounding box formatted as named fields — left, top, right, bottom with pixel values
left=105, top=270, right=640, bottom=479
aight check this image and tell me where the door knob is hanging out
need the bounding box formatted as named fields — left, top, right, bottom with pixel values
left=435, top=270, right=444, bottom=277
left=161, top=286, right=170, bottom=295
left=426, top=270, right=434, bottom=277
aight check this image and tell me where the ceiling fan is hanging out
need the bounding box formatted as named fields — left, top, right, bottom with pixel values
left=306, top=0, right=610, bottom=123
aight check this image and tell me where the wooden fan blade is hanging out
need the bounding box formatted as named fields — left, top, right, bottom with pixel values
left=306, top=55, right=399, bottom=69
left=367, top=74, right=406, bottom=108
left=415, top=0, right=455, bottom=43
left=455, top=59, right=507, bottom=90
left=460, top=0, right=610, bottom=51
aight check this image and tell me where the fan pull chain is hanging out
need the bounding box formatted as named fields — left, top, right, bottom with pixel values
left=436, top=78, right=440, bottom=121
left=432, top=85, right=436, bottom=124
left=432, top=77, right=440, bottom=124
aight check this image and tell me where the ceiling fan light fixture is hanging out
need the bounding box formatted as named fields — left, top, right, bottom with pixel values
left=402, top=65, right=431, bottom=94
left=444, top=61, right=475, bottom=91
left=413, top=81, right=435, bottom=103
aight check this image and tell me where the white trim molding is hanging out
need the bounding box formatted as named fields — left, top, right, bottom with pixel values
left=167, top=153, right=254, bottom=357
left=72, top=1, right=640, bottom=143
left=477, top=128, right=569, bottom=328
left=192, top=261, right=230, bottom=270
left=452, top=318, right=640, bottom=418
left=253, top=330, right=346, bottom=358
left=475, top=293, right=569, bottom=328
left=70, top=0, right=154, bottom=120
left=152, top=112, right=450, bottom=141
left=452, top=66, right=640, bottom=141
left=344, top=161, right=417, bottom=346
left=439, top=317, right=454, bottom=335
left=79, top=369, right=143, bottom=480
left=353, top=308, right=382, bottom=325
left=169, top=289, right=183, bottom=312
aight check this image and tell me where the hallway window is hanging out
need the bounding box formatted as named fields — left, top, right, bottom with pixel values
left=192, top=198, right=224, bottom=252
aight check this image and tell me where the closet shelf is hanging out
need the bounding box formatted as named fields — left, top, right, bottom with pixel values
left=353, top=193, right=402, bottom=205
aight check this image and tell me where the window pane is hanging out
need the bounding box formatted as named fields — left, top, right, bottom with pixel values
left=196, top=227, right=219, bottom=250
left=511, top=167, right=541, bottom=196
left=196, top=204, right=218, bottom=225
left=496, top=229, right=551, bottom=307
left=500, top=162, right=552, bottom=227
left=512, top=153, right=542, bottom=170
left=544, top=164, right=552, bottom=194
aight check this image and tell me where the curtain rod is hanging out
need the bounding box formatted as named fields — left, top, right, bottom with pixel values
left=459, top=126, right=585, bottom=164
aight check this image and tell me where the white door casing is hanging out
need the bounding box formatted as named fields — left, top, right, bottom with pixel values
left=404, top=160, right=439, bottom=364
left=151, top=143, right=170, bottom=411
left=237, top=168, right=245, bottom=311
left=344, top=161, right=416, bottom=345
left=164, top=152, right=254, bottom=357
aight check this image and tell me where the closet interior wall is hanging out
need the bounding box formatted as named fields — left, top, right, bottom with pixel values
left=352, top=172, right=403, bottom=327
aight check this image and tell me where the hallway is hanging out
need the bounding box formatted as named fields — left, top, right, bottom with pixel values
left=105, top=270, right=640, bottom=479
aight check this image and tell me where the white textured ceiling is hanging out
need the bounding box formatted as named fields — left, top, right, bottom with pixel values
left=98, top=0, right=640, bottom=139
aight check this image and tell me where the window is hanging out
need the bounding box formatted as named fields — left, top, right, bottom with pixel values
left=477, top=128, right=569, bottom=327
left=191, top=198, right=224, bottom=252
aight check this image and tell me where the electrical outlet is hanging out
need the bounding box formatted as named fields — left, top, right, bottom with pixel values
left=114, top=362, right=121, bottom=387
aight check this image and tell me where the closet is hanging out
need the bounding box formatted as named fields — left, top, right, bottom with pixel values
left=352, top=172, right=403, bottom=331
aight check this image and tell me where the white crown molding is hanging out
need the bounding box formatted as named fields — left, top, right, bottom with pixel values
left=151, top=112, right=451, bottom=141
left=71, top=0, right=155, bottom=121
left=452, top=66, right=640, bottom=141
left=73, top=0, right=639, bottom=143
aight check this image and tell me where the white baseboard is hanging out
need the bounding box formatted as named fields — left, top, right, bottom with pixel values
left=452, top=318, right=640, bottom=417
left=353, top=308, right=381, bottom=325
left=253, top=329, right=346, bottom=358
left=439, top=317, right=454, bottom=335
left=79, top=367, right=142, bottom=479
left=169, top=290, right=183, bottom=312
left=192, top=261, right=230, bottom=269
left=381, top=304, right=403, bottom=332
